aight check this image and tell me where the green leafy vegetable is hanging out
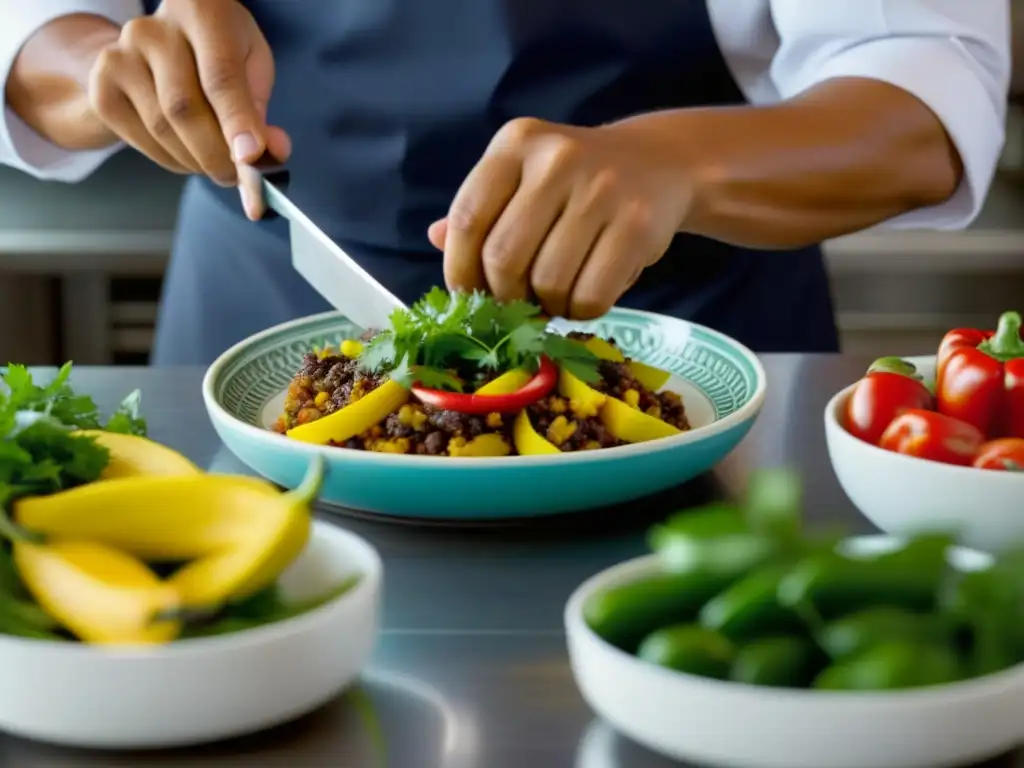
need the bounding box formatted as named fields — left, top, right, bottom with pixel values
left=180, top=576, right=362, bottom=638
left=0, top=363, right=146, bottom=509
left=0, top=543, right=64, bottom=639
left=359, top=287, right=600, bottom=391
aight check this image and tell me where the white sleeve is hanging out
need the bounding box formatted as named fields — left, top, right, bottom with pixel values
left=768, top=0, right=1010, bottom=230
left=0, top=0, right=142, bottom=183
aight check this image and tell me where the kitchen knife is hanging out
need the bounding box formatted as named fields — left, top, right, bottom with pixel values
left=250, top=155, right=406, bottom=331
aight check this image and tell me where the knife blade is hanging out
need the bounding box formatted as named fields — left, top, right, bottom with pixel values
left=249, top=155, right=406, bottom=331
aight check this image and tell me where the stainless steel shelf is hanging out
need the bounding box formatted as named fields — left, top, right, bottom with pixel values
left=0, top=150, right=1022, bottom=273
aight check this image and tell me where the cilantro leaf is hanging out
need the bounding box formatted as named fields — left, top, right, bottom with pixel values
left=541, top=334, right=600, bottom=383
left=386, top=355, right=415, bottom=388
left=355, top=287, right=600, bottom=390
left=411, top=367, right=463, bottom=392
left=104, top=390, right=147, bottom=435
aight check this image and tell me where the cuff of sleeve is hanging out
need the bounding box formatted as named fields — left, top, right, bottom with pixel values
left=774, top=37, right=1007, bottom=231
left=0, top=1, right=140, bottom=181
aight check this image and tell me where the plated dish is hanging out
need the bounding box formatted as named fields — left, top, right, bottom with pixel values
left=203, top=293, right=766, bottom=519
left=566, top=470, right=1024, bottom=767
left=271, top=288, right=688, bottom=456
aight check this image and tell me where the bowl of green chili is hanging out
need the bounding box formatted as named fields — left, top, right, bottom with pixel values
left=564, top=469, right=1024, bottom=768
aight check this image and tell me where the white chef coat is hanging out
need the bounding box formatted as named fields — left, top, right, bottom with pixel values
left=0, top=0, right=1010, bottom=230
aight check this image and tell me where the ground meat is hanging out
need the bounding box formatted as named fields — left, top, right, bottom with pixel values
left=272, top=350, right=381, bottom=432
left=273, top=331, right=689, bottom=454
left=526, top=395, right=623, bottom=451
left=592, top=360, right=689, bottom=430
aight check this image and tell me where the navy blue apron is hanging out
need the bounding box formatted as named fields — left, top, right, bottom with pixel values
left=151, top=0, right=839, bottom=366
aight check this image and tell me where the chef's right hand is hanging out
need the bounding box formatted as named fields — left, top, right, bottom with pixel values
left=87, top=0, right=290, bottom=218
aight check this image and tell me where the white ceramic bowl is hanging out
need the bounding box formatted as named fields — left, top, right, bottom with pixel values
left=825, top=355, right=1024, bottom=553
left=565, top=537, right=1024, bottom=768
left=0, top=521, right=382, bottom=749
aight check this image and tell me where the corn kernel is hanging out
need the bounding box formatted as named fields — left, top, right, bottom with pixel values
left=486, top=412, right=503, bottom=429
left=583, top=440, right=601, bottom=450
left=370, top=437, right=410, bottom=454
left=622, top=389, right=640, bottom=408
left=546, top=415, right=578, bottom=446
left=340, top=339, right=364, bottom=358
left=296, top=407, right=322, bottom=425
left=314, top=391, right=329, bottom=408
left=646, top=405, right=662, bottom=419
left=549, top=397, right=567, bottom=414
left=449, top=434, right=510, bottom=457
left=569, top=398, right=599, bottom=419
left=397, top=404, right=429, bottom=431
left=397, top=404, right=415, bottom=426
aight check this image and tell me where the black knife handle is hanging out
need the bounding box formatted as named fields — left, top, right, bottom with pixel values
left=248, top=152, right=290, bottom=220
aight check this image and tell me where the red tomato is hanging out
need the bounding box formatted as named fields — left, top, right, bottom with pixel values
left=846, top=369, right=934, bottom=446
left=972, top=438, right=1024, bottom=472
left=879, top=409, right=985, bottom=466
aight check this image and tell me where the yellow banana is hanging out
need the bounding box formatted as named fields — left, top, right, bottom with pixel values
left=77, top=430, right=202, bottom=479
left=15, top=459, right=324, bottom=609
left=14, top=539, right=180, bottom=645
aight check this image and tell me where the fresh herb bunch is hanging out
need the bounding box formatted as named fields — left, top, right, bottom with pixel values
left=0, top=363, right=146, bottom=508
left=359, top=287, right=600, bottom=391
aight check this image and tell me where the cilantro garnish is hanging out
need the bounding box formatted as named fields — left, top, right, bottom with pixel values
left=359, top=288, right=600, bottom=391
left=0, top=363, right=147, bottom=508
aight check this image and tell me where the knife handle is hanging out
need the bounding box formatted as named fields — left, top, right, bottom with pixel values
left=249, top=152, right=290, bottom=221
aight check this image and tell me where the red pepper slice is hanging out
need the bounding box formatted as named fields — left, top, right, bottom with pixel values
left=845, top=357, right=934, bottom=446
left=972, top=438, right=1024, bottom=472
left=935, top=311, right=1024, bottom=438
left=412, top=356, right=558, bottom=414
left=878, top=409, right=985, bottom=466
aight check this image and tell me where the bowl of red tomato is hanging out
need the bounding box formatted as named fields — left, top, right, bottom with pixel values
left=825, top=311, right=1024, bottom=553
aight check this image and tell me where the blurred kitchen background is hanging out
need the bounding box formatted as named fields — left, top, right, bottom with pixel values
left=1, top=15, right=1023, bottom=366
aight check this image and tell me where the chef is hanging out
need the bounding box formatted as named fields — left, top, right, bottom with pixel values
left=0, top=1, right=1009, bottom=365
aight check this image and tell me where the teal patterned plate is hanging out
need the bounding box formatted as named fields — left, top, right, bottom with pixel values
left=202, top=309, right=766, bottom=520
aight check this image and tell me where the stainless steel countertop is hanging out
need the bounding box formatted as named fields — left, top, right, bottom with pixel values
left=1, top=358, right=1020, bottom=767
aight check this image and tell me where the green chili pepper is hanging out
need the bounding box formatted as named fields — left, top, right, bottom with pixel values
left=730, top=635, right=822, bottom=688
left=940, top=568, right=1020, bottom=676
left=817, top=607, right=953, bottom=660
left=813, top=642, right=962, bottom=691
left=637, top=624, right=735, bottom=679
left=648, top=505, right=782, bottom=578
left=699, top=564, right=803, bottom=642
left=778, top=535, right=953, bottom=620
left=743, top=469, right=802, bottom=539
left=583, top=571, right=737, bottom=652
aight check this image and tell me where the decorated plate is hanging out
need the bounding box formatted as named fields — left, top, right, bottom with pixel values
left=202, top=307, right=765, bottom=520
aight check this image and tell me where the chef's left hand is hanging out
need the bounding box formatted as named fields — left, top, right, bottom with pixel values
left=427, top=117, right=693, bottom=319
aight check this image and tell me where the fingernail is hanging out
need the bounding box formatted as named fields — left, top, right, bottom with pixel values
left=232, top=132, right=260, bottom=162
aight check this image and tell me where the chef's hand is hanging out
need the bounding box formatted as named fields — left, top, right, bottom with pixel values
left=86, top=0, right=289, bottom=218
left=429, top=117, right=693, bottom=319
